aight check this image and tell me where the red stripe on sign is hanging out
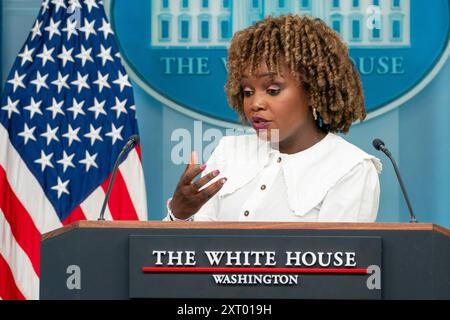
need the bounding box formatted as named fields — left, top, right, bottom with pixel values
left=0, top=253, right=26, bottom=300
left=0, top=166, right=41, bottom=276
left=62, top=206, right=87, bottom=226
left=142, top=267, right=369, bottom=274
left=101, top=169, right=139, bottom=220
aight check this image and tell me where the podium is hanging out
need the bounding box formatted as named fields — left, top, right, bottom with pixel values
left=40, top=221, right=450, bottom=300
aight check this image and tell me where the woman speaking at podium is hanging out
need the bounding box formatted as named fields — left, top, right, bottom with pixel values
left=166, top=15, right=382, bottom=223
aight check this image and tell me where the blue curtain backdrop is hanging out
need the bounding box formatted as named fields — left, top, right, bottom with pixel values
left=2, top=0, right=449, bottom=227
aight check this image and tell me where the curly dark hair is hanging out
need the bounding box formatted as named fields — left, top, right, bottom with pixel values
left=225, top=14, right=366, bottom=133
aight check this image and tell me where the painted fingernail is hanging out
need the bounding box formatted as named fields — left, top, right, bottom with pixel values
left=221, top=178, right=227, bottom=183
left=213, top=170, right=220, bottom=177
left=199, top=163, right=207, bottom=170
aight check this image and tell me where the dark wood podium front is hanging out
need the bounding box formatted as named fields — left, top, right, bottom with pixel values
left=40, top=221, right=450, bottom=300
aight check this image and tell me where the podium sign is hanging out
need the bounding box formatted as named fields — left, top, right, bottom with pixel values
left=129, top=235, right=382, bottom=299
left=40, top=221, right=450, bottom=300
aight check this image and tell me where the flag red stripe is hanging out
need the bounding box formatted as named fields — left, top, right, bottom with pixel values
left=62, top=206, right=87, bottom=226
left=0, top=253, right=26, bottom=300
left=0, top=166, right=40, bottom=276
left=101, top=169, right=139, bottom=220
left=135, top=145, right=142, bottom=161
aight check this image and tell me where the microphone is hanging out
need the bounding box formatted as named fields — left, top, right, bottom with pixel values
left=98, top=135, right=140, bottom=221
left=372, top=138, right=417, bottom=223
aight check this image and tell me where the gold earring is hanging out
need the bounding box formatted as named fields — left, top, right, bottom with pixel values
left=312, top=108, right=318, bottom=121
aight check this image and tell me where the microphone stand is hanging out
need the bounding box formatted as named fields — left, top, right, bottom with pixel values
left=374, top=140, right=418, bottom=223
left=98, top=136, right=139, bottom=221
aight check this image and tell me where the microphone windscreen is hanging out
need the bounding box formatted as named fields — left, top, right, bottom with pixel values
left=372, top=138, right=385, bottom=151
left=129, top=134, right=140, bottom=146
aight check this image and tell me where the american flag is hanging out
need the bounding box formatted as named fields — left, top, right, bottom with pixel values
left=0, top=0, right=147, bottom=299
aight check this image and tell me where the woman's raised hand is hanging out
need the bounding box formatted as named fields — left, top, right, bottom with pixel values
left=169, top=151, right=227, bottom=220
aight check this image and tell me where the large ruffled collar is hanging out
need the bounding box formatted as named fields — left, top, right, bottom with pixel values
left=211, top=133, right=382, bottom=215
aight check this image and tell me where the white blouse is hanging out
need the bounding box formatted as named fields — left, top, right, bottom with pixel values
left=166, top=133, right=382, bottom=222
